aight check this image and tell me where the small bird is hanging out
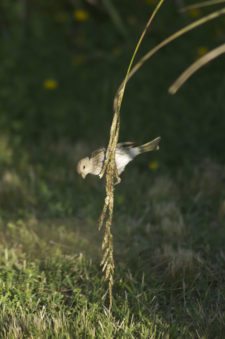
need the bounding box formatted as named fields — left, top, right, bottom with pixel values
left=77, top=136, right=161, bottom=183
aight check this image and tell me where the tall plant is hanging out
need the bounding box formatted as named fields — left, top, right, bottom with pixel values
left=99, top=0, right=225, bottom=309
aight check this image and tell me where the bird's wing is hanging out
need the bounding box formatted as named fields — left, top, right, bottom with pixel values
left=91, top=147, right=105, bottom=158
left=116, top=141, right=140, bottom=159
left=91, top=148, right=106, bottom=170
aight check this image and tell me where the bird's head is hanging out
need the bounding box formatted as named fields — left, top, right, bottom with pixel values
left=77, top=157, right=91, bottom=179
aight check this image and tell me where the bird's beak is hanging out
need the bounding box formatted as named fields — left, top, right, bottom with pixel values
left=81, top=173, right=86, bottom=179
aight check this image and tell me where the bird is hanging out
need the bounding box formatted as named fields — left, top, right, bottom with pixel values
left=77, top=136, right=161, bottom=183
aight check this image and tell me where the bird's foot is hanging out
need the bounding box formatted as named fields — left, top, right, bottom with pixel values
left=114, top=177, right=121, bottom=185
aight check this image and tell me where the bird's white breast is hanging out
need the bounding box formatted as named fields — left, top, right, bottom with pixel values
left=115, top=148, right=137, bottom=174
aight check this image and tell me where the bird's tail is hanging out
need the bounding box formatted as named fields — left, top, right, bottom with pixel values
left=138, top=137, right=161, bottom=154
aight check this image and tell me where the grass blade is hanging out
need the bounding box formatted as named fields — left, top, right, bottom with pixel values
left=169, top=43, right=225, bottom=94
left=181, top=0, right=225, bottom=12
left=123, top=7, right=225, bottom=87
left=98, top=0, right=165, bottom=310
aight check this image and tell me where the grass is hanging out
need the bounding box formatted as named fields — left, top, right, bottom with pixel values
left=0, top=155, right=225, bottom=337
left=0, top=1, right=225, bottom=337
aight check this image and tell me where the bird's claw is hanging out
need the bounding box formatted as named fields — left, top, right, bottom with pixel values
left=114, top=177, right=121, bottom=185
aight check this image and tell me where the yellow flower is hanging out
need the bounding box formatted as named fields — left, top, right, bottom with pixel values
left=188, top=8, right=201, bottom=18
left=197, top=46, right=209, bottom=58
left=43, top=79, right=58, bottom=90
left=74, top=9, right=90, bottom=22
left=148, top=160, right=159, bottom=171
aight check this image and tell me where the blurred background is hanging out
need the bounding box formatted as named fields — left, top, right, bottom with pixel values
left=0, top=2, right=224, bottom=153
left=0, top=1, right=225, bottom=335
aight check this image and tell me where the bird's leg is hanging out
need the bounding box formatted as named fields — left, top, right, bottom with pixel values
left=114, top=176, right=121, bottom=185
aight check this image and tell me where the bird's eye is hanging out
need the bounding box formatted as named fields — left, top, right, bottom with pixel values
left=83, top=165, right=85, bottom=169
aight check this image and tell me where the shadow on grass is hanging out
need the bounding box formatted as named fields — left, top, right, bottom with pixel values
left=112, top=163, right=225, bottom=337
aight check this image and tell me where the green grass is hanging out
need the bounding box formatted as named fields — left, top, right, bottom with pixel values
left=0, top=157, right=225, bottom=337
left=0, top=1, right=225, bottom=337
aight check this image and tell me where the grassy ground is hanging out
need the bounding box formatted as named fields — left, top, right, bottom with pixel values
left=0, top=1, right=225, bottom=337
